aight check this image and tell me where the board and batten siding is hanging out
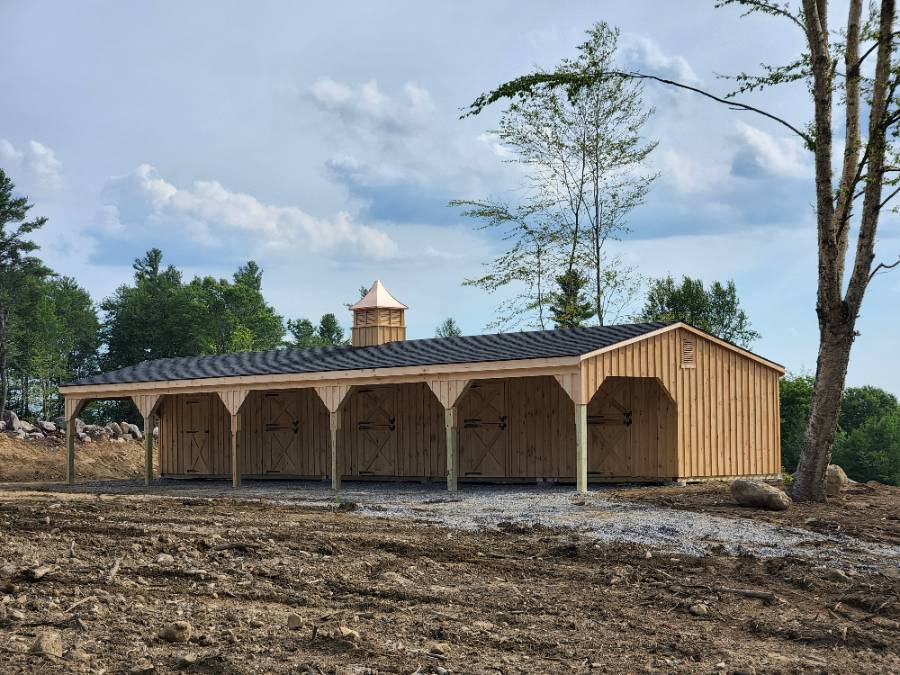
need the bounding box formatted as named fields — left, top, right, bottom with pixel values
left=581, top=327, right=781, bottom=479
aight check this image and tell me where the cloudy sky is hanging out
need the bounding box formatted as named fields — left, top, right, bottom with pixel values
left=1, top=1, right=898, bottom=392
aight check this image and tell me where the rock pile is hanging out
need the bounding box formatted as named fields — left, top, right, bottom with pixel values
left=2, top=410, right=156, bottom=444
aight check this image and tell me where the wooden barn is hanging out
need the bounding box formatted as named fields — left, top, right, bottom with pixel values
left=59, top=281, right=784, bottom=492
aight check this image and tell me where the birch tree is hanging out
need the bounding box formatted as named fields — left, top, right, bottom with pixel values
left=465, top=1, right=900, bottom=501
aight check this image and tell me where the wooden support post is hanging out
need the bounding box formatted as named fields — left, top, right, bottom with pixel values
left=216, top=390, right=249, bottom=489
left=445, top=407, right=458, bottom=492
left=575, top=403, right=588, bottom=494
left=143, top=413, right=155, bottom=486
left=132, top=395, right=162, bottom=487
left=330, top=411, right=341, bottom=491
left=230, top=413, right=240, bottom=488
left=66, top=421, right=76, bottom=485
left=64, top=397, right=85, bottom=485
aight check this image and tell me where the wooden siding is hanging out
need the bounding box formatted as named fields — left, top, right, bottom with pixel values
left=581, top=327, right=780, bottom=478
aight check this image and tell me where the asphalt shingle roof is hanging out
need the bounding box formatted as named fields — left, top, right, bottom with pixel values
left=68, top=321, right=673, bottom=387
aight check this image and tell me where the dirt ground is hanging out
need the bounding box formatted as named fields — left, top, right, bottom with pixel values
left=0, top=434, right=147, bottom=483
left=1, top=482, right=899, bottom=674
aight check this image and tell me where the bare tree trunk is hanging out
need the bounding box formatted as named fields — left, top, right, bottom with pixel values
left=791, top=320, right=854, bottom=500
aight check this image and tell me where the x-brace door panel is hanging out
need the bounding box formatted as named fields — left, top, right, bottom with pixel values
left=459, top=380, right=508, bottom=477
left=587, top=378, right=633, bottom=476
left=262, top=391, right=300, bottom=475
left=355, top=386, right=397, bottom=476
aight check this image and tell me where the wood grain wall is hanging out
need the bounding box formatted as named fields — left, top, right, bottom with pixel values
left=581, top=327, right=781, bottom=478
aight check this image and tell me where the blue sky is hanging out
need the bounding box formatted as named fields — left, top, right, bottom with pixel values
left=1, top=1, right=897, bottom=393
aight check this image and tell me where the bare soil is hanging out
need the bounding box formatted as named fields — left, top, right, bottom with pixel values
left=1, top=486, right=898, bottom=674
left=0, top=433, right=147, bottom=483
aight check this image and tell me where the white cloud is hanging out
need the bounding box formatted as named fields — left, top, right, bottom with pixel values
left=98, top=164, right=398, bottom=258
left=0, top=138, right=64, bottom=189
left=619, top=34, right=699, bottom=83
left=308, top=78, right=435, bottom=136
left=731, top=121, right=811, bottom=179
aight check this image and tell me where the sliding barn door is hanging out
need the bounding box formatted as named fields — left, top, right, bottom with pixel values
left=355, top=386, right=397, bottom=476
left=261, top=391, right=300, bottom=475
left=459, top=380, right=508, bottom=477
left=182, top=396, right=211, bottom=474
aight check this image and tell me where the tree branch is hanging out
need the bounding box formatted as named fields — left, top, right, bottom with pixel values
left=868, top=256, right=900, bottom=281
left=465, top=70, right=814, bottom=147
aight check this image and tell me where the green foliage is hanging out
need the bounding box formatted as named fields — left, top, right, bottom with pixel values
left=779, top=373, right=814, bottom=472
left=287, top=313, right=347, bottom=347
left=189, top=261, right=284, bottom=354
left=779, top=375, right=900, bottom=485
left=435, top=318, right=462, bottom=338
left=833, top=409, right=900, bottom=486
left=0, top=168, right=52, bottom=412
left=549, top=269, right=594, bottom=328
left=639, top=275, right=760, bottom=348
left=838, top=386, right=898, bottom=434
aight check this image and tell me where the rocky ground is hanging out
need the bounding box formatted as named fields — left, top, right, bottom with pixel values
left=0, top=479, right=898, bottom=674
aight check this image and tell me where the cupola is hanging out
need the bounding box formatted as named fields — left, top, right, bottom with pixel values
left=350, top=280, right=407, bottom=347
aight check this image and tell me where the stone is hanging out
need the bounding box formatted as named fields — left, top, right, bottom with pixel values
left=287, top=612, right=303, bottom=630
left=27, top=432, right=45, bottom=441
left=130, top=659, right=156, bottom=674
left=0, top=421, right=5, bottom=432
left=10, top=429, right=27, bottom=440
left=826, top=464, right=849, bottom=497
left=155, top=553, right=175, bottom=566
left=30, top=630, right=64, bottom=658
left=730, top=478, right=791, bottom=511
left=159, top=620, right=192, bottom=643
left=825, top=568, right=851, bottom=582
left=68, top=648, right=92, bottom=663
left=153, top=426, right=159, bottom=438
left=36, top=420, right=57, bottom=433
left=2, top=410, right=21, bottom=431
left=427, top=641, right=451, bottom=656
left=176, top=653, right=198, bottom=667
left=337, top=625, right=360, bottom=641
left=19, top=419, right=36, bottom=433
left=689, top=603, right=709, bottom=617
left=128, top=423, right=143, bottom=440
left=106, top=422, right=122, bottom=435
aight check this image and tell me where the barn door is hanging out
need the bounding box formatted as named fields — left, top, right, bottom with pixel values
left=355, top=387, right=396, bottom=475
left=262, top=392, right=300, bottom=475
left=183, top=396, right=210, bottom=474
left=588, top=378, right=633, bottom=476
left=459, top=380, right=508, bottom=477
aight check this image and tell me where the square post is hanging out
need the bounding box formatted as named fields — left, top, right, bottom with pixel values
left=230, top=413, right=240, bottom=488
left=143, top=413, right=155, bottom=486
left=330, top=411, right=341, bottom=491
left=575, top=403, right=588, bottom=493
left=445, top=407, right=458, bottom=492
left=66, top=421, right=77, bottom=485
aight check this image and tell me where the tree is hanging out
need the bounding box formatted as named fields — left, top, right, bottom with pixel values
left=639, top=276, right=760, bottom=347
left=454, top=200, right=558, bottom=330
left=435, top=318, right=462, bottom=338
left=833, top=409, right=900, bottom=486
left=286, top=314, right=347, bottom=347
left=465, top=3, right=900, bottom=500
left=780, top=373, right=815, bottom=471
left=838, top=385, right=898, bottom=434
left=456, top=23, right=654, bottom=331
left=190, top=261, right=284, bottom=354
left=0, top=168, right=50, bottom=412
left=549, top=269, right=594, bottom=328
left=100, top=249, right=203, bottom=370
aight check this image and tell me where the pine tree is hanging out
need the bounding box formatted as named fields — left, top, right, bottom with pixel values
left=549, top=270, right=594, bottom=328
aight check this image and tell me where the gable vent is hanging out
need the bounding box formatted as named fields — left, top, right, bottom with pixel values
left=681, top=337, right=696, bottom=369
